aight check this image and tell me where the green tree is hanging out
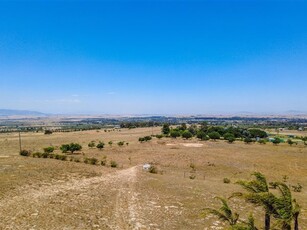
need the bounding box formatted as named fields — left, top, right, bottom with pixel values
left=170, top=130, right=181, bottom=138
left=60, top=144, right=70, bottom=153
left=224, top=133, right=236, bottom=143
left=273, top=137, right=282, bottom=145
left=96, top=141, right=105, bottom=150
left=179, top=123, right=187, bottom=131
left=162, top=123, right=170, bottom=135
left=68, top=143, right=82, bottom=154
left=182, top=130, right=193, bottom=139
left=244, top=137, right=253, bottom=144
left=248, top=129, right=268, bottom=138
left=60, top=143, right=82, bottom=154
left=196, top=131, right=209, bottom=141
left=208, top=131, right=221, bottom=141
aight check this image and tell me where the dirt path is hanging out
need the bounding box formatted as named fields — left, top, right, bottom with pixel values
left=0, top=166, right=148, bottom=230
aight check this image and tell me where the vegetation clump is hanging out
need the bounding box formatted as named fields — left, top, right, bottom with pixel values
left=43, top=146, right=55, bottom=154
left=60, top=143, right=82, bottom=154
left=110, top=160, right=118, bottom=168
left=88, top=141, right=96, bottom=148
left=96, top=141, right=105, bottom=150
left=20, top=149, right=31, bottom=157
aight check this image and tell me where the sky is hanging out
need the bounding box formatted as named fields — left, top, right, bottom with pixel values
left=0, top=0, right=307, bottom=115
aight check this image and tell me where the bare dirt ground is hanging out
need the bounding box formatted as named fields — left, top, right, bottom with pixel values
left=0, top=127, right=307, bottom=229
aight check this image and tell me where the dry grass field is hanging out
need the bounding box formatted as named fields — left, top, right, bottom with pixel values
left=0, top=127, right=306, bottom=229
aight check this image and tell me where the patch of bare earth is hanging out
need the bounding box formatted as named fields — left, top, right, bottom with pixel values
left=0, top=166, right=150, bottom=230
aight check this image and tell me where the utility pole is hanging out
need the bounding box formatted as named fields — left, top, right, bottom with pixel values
left=18, top=131, right=22, bottom=152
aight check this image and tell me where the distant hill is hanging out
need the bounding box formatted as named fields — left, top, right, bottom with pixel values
left=0, top=109, right=47, bottom=116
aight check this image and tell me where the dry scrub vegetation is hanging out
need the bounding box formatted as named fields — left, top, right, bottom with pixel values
left=0, top=127, right=306, bottom=229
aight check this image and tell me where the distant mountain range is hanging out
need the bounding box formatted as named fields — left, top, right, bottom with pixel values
left=0, top=109, right=47, bottom=116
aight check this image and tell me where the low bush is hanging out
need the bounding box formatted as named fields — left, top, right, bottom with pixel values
left=189, top=174, right=196, bottom=180
left=110, top=160, right=118, bottom=168
left=88, top=141, right=96, bottom=148
left=32, top=152, right=42, bottom=158
left=156, top=134, right=163, bottom=139
left=117, top=141, right=125, bottom=146
left=43, top=146, right=55, bottom=154
left=55, top=154, right=67, bottom=161
left=20, top=149, right=31, bottom=157
left=41, top=152, right=50, bottom=158
left=149, top=165, right=158, bottom=174
left=292, top=183, right=303, bottom=192
left=223, top=178, right=231, bottom=184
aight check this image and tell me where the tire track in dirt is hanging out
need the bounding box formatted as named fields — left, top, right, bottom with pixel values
left=0, top=166, right=147, bottom=230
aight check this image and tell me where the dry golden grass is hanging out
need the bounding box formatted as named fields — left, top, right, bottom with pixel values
left=0, top=127, right=306, bottom=229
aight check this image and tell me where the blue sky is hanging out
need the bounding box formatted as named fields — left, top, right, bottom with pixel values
left=0, top=0, right=307, bottom=115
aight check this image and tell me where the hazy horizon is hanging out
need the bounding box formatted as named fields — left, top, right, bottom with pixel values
left=1, top=1, right=307, bottom=115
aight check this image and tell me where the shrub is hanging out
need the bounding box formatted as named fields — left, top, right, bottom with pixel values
left=144, top=136, right=152, bottom=141
left=223, top=178, right=231, bottom=184
left=42, top=152, right=50, bottom=158
left=292, top=183, right=303, bottom=192
left=117, top=141, right=125, bottom=147
left=60, top=144, right=70, bottom=153
left=20, top=149, right=31, bottom=157
left=32, top=152, right=42, bottom=158
left=244, top=137, right=253, bottom=144
left=108, top=141, right=113, bottom=146
left=149, top=165, right=158, bottom=174
left=44, top=130, right=53, bottom=135
left=43, top=146, right=55, bottom=154
left=55, top=154, right=67, bottom=161
left=88, top=141, right=96, bottom=148
left=189, top=174, right=196, bottom=180
left=48, top=153, right=55, bottom=159
left=287, top=139, right=296, bottom=146
left=139, top=137, right=145, bottom=142
left=189, top=163, right=196, bottom=172
left=156, top=134, right=163, bottom=139
left=96, top=141, right=105, bottom=150
left=258, top=139, right=267, bottom=144
left=110, top=160, right=118, bottom=168
left=85, top=157, right=98, bottom=165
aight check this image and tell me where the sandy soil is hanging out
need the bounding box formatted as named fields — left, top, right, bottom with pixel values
left=0, top=127, right=306, bottom=229
left=0, top=166, right=149, bottom=230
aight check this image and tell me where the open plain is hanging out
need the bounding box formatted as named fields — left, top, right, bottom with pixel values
left=0, top=127, right=306, bottom=229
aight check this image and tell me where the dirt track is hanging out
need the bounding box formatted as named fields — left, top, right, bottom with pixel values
left=0, top=166, right=149, bottom=230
